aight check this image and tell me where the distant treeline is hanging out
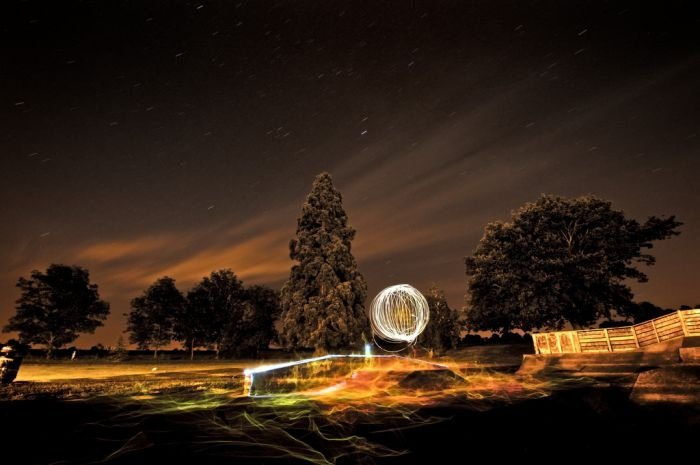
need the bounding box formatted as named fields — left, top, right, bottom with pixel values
left=10, top=332, right=535, bottom=362
left=1, top=174, right=693, bottom=360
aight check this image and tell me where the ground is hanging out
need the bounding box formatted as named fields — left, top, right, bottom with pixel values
left=1, top=345, right=698, bottom=464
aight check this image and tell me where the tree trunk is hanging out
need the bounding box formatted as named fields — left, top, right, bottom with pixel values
left=215, top=342, right=220, bottom=360
left=46, top=335, right=54, bottom=359
left=154, top=326, right=161, bottom=360
left=190, top=340, right=195, bottom=361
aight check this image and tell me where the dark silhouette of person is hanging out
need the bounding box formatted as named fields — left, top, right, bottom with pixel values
left=0, top=343, right=24, bottom=384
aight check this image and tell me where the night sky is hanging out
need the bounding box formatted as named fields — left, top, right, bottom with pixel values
left=2, top=1, right=699, bottom=347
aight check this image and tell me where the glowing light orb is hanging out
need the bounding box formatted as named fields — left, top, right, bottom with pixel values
left=369, top=284, right=429, bottom=345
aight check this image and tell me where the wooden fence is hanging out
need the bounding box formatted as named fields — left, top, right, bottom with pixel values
left=532, top=309, right=700, bottom=354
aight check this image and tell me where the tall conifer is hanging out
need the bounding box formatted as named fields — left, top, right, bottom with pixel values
left=279, top=173, right=368, bottom=352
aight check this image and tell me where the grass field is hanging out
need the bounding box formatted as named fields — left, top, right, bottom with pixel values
left=2, top=344, right=698, bottom=464
left=15, top=344, right=531, bottom=380
left=15, top=360, right=255, bottom=382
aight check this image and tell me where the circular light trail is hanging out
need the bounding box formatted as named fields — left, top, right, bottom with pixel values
left=369, top=284, right=429, bottom=345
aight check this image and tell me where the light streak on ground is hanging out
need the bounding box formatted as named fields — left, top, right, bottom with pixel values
left=3, top=348, right=591, bottom=464
left=85, top=356, right=590, bottom=464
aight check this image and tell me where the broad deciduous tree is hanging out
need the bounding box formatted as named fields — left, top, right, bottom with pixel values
left=3, top=264, right=110, bottom=359
left=465, top=195, right=681, bottom=332
left=173, top=293, right=211, bottom=361
left=221, top=284, right=280, bottom=357
left=126, top=276, right=184, bottom=358
left=181, top=269, right=247, bottom=359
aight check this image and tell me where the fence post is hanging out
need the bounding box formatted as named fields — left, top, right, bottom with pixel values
left=555, top=333, right=563, bottom=354
left=603, top=328, right=613, bottom=352
left=678, top=310, right=690, bottom=337
left=650, top=319, right=661, bottom=343
left=572, top=331, right=581, bottom=353
left=631, top=325, right=640, bottom=349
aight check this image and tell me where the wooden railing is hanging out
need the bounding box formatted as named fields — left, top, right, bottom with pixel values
left=532, top=309, right=700, bottom=354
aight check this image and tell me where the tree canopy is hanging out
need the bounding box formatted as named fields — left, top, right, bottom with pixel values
left=173, top=287, right=212, bottom=360
left=465, top=195, right=681, bottom=333
left=618, top=301, right=674, bottom=324
left=181, top=269, right=247, bottom=358
left=221, top=284, right=280, bottom=357
left=126, top=276, right=185, bottom=358
left=417, top=286, right=462, bottom=353
left=3, top=264, right=110, bottom=358
left=279, top=172, right=368, bottom=352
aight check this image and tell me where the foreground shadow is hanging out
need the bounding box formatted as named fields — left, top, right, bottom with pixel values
left=1, top=381, right=698, bottom=464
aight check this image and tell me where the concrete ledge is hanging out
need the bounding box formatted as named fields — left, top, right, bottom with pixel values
left=630, top=365, right=700, bottom=405
left=679, top=347, right=700, bottom=362
left=518, top=351, right=680, bottom=376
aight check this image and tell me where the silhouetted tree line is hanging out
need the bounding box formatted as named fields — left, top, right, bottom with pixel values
left=462, top=332, right=534, bottom=346
left=2, top=175, right=691, bottom=358
left=125, top=271, right=280, bottom=359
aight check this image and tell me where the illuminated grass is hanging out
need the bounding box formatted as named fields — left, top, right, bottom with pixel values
left=1, top=351, right=592, bottom=464
left=84, top=364, right=586, bottom=464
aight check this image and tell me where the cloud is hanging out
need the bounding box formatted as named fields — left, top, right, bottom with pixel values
left=154, top=229, right=293, bottom=286
left=70, top=214, right=296, bottom=292
left=77, top=236, right=175, bottom=264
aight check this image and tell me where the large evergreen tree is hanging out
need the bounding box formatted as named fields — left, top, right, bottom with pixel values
left=465, top=195, right=681, bottom=333
left=279, top=172, right=368, bottom=352
left=3, top=264, right=110, bottom=359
